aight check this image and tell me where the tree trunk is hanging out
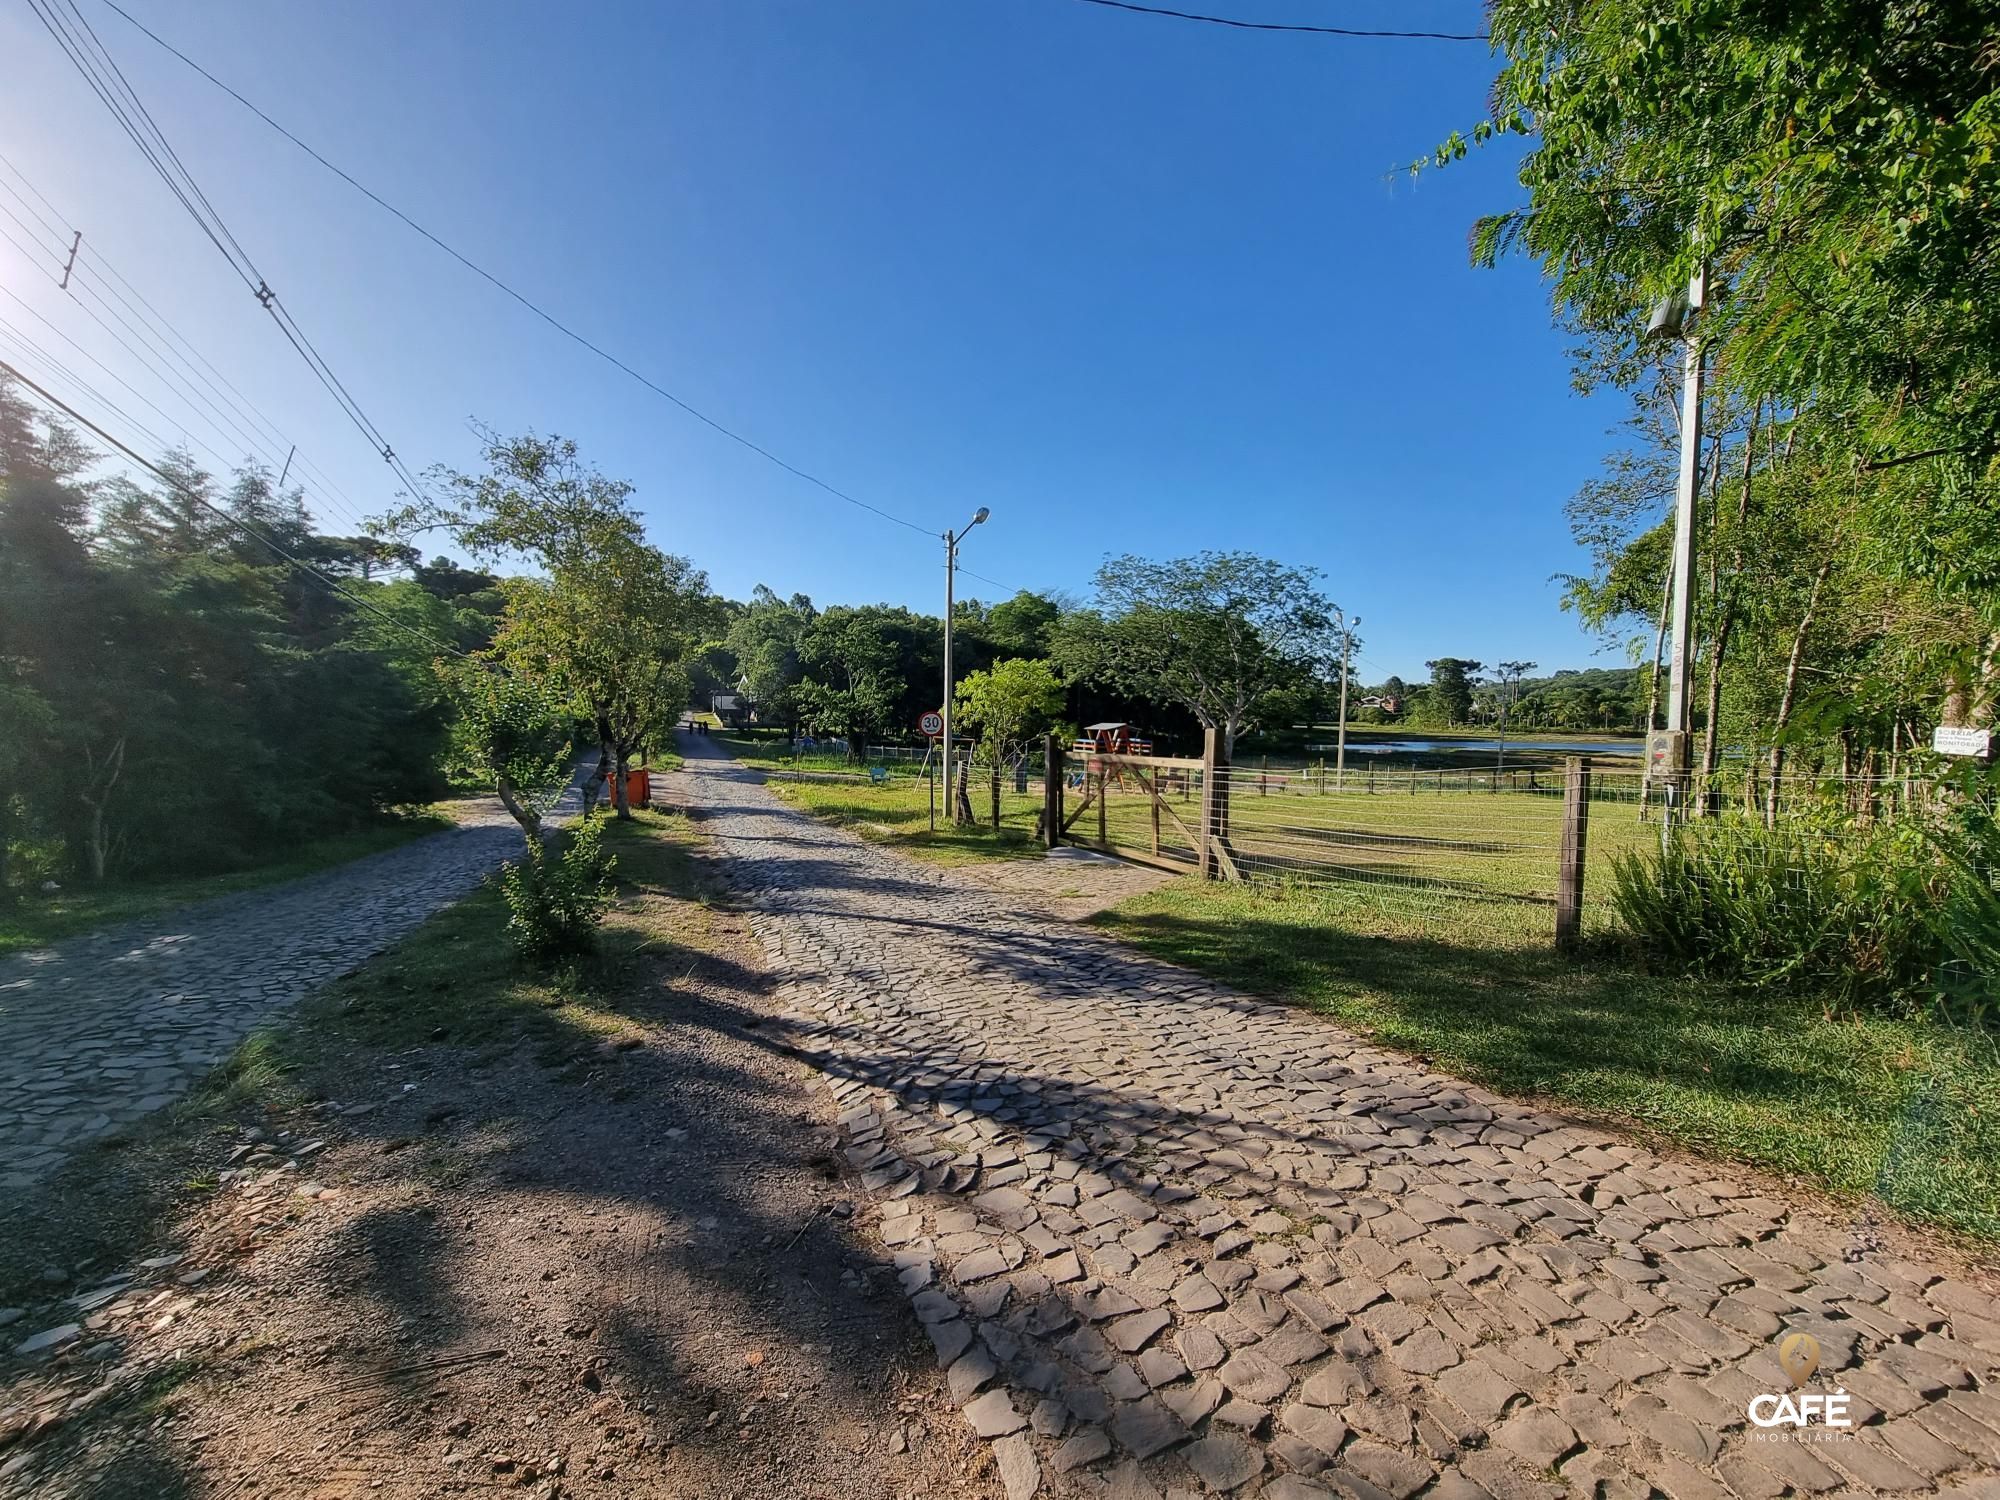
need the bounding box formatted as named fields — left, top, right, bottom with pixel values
left=990, top=759, right=1001, bottom=830
left=953, top=757, right=974, bottom=824
left=1765, top=554, right=1835, bottom=828
left=583, top=743, right=611, bottom=815
left=78, top=736, right=126, bottom=883
left=0, top=792, right=13, bottom=906
left=495, top=774, right=542, bottom=839
left=1700, top=401, right=1759, bottom=812
left=612, top=746, right=633, bottom=820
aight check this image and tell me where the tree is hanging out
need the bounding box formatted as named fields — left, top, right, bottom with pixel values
left=1060, top=552, right=1339, bottom=759
left=497, top=536, right=716, bottom=818
left=954, top=658, right=1066, bottom=828
left=390, top=430, right=712, bottom=816
left=983, top=591, right=1063, bottom=658
left=726, top=585, right=817, bottom=735
left=1424, top=659, right=1483, bottom=727
left=798, top=606, right=907, bottom=759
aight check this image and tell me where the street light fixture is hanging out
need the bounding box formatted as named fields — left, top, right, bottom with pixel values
left=941, top=507, right=989, bottom=826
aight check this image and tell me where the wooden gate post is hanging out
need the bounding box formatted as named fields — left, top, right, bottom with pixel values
left=1097, top=760, right=1108, bottom=847
left=1042, top=732, right=1062, bottom=849
left=1556, top=755, right=1591, bottom=951
left=1199, top=727, right=1231, bottom=880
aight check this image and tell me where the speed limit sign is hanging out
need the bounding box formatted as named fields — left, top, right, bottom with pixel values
left=919, top=711, right=944, bottom=738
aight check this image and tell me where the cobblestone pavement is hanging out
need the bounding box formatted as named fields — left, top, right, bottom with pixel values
left=0, top=773, right=586, bottom=1190
left=679, top=734, right=2000, bottom=1500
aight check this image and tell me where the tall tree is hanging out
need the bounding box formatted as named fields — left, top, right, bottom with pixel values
left=1059, top=552, right=1338, bottom=759
left=954, top=657, right=1066, bottom=828
left=1424, top=659, right=1483, bottom=727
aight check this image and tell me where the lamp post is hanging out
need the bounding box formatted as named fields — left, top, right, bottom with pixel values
left=1334, top=612, right=1360, bottom=790
left=941, top=507, right=989, bottom=826
left=1647, top=263, right=1706, bottom=822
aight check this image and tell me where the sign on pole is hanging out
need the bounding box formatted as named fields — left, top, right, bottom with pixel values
left=919, top=710, right=944, bottom=739
left=1933, top=725, right=1992, bottom=759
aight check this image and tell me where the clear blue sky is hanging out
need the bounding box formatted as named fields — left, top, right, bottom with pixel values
left=0, top=0, right=1635, bottom=684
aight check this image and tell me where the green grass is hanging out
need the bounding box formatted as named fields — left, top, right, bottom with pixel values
left=184, top=811, right=710, bottom=1120
left=0, top=812, right=455, bottom=956
left=1095, top=876, right=2000, bottom=1242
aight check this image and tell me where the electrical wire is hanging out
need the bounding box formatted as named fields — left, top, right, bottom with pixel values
left=27, top=0, right=433, bottom=507
left=0, top=355, right=473, bottom=661
left=93, top=0, right=980, bottom=547
left=1068, top=0, right=1487, bottom=41
left=0, top=165, right=378, bottom=534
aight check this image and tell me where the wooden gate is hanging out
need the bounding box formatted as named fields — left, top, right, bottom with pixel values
left=1041, top=732, right=1221, bottom=872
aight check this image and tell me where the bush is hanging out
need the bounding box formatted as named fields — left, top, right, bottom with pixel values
left=499, top=815, right=615, bottom=963
left=1609, top=812, right=1980, bottom=1016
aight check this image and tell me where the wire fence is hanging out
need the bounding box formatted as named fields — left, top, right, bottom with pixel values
left=1054, top=749, right=1997, bottom=946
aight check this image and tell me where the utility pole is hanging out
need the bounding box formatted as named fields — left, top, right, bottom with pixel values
left=1651, top=261, right=1706, bottom=823
left=1334, top=612, right=1359, bottom=790
left=940, top=507, right=989, bottom=826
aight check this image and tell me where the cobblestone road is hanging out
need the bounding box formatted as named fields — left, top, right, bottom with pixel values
left=679, top=734, right=2000, bottom=1500
left=0, top=773, right=585, bottom=1190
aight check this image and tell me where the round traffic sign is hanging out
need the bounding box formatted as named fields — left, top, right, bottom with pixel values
left=919, top=711, right=944, bottom=737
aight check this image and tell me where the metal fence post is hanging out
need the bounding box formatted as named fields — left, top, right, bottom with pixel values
left=1043, top=732, right=1062, bottom=849
left=1556, top=755, right=1591, bottom=951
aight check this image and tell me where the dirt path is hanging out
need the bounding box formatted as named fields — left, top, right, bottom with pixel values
left=671, top=730, right=2000, bottom=1499
left=0, top=816, right=990, bottom=1500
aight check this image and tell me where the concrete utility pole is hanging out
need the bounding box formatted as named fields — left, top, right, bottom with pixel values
left=1653, top=261, right=1706, bottom=821
left=940, top=507, right=989, bottom=826
left=1334, top=612, right=1360, bottom=789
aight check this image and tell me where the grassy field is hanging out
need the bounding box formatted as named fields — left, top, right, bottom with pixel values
left=711, top=733, right=1659, bottom=916
left=1095, top=877, right=2000, bottom=1243
left=0, top=811, right=455, bottom=956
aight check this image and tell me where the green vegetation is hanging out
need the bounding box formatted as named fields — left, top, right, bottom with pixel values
left=1098, top=877, right=2000, bottom=1241
left=0, top=810, right=451, bottom=955
left=1611, top=811, right=1997, bottom=1018
left=182, top=813, right=706, bottom=1128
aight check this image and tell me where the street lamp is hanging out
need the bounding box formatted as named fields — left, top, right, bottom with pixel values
left=1646, top=262, right=1706, bottom=822
left=941, top=507, right=989, bottom=826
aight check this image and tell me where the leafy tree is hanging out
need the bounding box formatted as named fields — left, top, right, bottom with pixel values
left=391, top=431, right=712, bottom=815
left=1059, top=552, right=1339, bottom=759
left=1424, top=659, right=1484, bottom=727
left=954, top=657, right=1066, bottom=828
left=726, top=585, right=817, bottom=735
left=983, top=591, right=1063, bottom=658
left=797, top=605, right=908, bottom=758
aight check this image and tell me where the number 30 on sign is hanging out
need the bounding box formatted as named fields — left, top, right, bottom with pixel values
left=919, top=711, right=944, bottom=738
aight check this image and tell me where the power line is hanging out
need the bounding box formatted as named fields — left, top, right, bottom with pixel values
left=27, top=0, right=433, bottom=507
left=0, top=165, right=377, bottom=535
left=1068, top=0, right=1488, bottom=42
left=94, top=0, right=957, bottom=544
left=0, top=356, right=473, bottom=662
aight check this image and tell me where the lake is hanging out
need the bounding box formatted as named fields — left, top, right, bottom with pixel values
left=1306, top=737, right=1644, bottom=758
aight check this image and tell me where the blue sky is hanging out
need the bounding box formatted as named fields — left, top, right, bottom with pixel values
left=0, top=0, right=1637, bottom=683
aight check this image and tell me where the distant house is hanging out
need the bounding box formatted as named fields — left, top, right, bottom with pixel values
left=711, top=692, right=753, bottom=728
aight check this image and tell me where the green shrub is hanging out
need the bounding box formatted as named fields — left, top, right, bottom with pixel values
left=499, top=815, right=616, bottom=963
left=1609, top=813, right=1974, bottom=1015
